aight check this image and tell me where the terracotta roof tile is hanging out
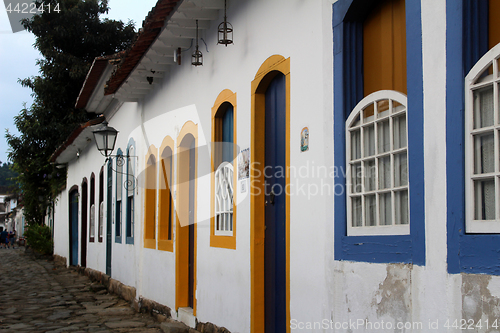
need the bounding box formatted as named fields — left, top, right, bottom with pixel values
left=104, top=0, right=181, bottom=95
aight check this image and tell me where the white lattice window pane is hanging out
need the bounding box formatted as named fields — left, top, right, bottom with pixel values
left=394, top=152, right=408, bottom=187
left=474, top=86, right=494, bottom=129
left=365, top=159, right=376, bottom=191
left=130, top=198, right=134, bottom=237
left=379, top=192, right=392, bottom=225
left=90, top=204, right=95, bottom=237
left=393, top=100, right=405, bottom=113
left=117, top=161, right=123, bottom=198
left=393, top=115, right=407, bottom=149
left=378, top=156, right=391, bottom=189
left=351, top=130, right=361, bottom=160
left=352, top=196, right=362, bottom=227
left=99, top=201, right=104, bottom=238
left=474, top=179, right=496, bottom=220
left=377, top=99, right=390, bottom=118
left=346, top=91, right=409, bottom=235
left=363, top=103, right=375, bottom=123
left=351, top=163, right=362, bottom=193
left=364, top=125, right=375, bottom=157
left=352, top=113, right=361, bottom=127
left=365, top=195, right=376, bottom=226
left=473, top=133, right=495, bottom=174
left=395, top=189, right=409, bottom=225
left=378, top=120, right=390, bottom=153
left=214, top=162, right=234, bottom=235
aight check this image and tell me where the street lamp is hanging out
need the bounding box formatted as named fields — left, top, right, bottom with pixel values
left=92, top=120, right=118, bottom=157
left=92, top=120, right=137, bottom=190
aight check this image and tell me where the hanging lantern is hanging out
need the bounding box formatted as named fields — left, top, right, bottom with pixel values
left=218, top=0, right=233, bottom=46
left=92, top=120, right=118, bottom=157
left=192, top=20, right=203, bottom=66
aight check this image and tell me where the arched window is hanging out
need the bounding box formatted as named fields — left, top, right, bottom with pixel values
left=215, top=103, right=234, bottom=235
left=333, top=0, right=424, bottom=264
left=465, top=43, right=500, bottom=233
left=211, top=90, right=237, bottom=249
left=346, top=90, right=409, bottom=236
left=159, top=137, right=174, bottom=252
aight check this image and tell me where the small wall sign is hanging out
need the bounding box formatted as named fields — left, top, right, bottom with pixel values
left=301, top=127, right=309, bottom=152
left=238, top=148, right=250, bottom=180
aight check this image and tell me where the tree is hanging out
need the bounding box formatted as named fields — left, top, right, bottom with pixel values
left=0, top=162, right=17, bottom=187
left=6, top=0, right=136, bottom=224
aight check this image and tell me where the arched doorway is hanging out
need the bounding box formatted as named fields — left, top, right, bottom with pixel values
left=251, top=55, right=291, bottom=333
left=69, top=186, right=79, bottom=266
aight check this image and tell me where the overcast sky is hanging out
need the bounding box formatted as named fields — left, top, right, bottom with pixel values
left=0, top=0, right=158, bottom=164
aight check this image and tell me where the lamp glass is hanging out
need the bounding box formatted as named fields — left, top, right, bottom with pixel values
left=93, top=123, right=118, bottom=157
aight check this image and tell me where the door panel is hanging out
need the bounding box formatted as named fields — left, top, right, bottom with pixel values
left=188, top=141, right=196, bottom=308
left=81, top=183, right=87, bottom=267
left=69, top=190, right=79, bottom=266
left=264, top=73, right=287, bottom=333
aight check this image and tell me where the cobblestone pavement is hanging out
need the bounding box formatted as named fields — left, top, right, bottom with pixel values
left=0, top=247, right=165, bottom=333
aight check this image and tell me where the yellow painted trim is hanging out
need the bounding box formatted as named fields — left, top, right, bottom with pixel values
left=250, top=55, right=291, bottom=333
left=158, top=136, right=175, bottom=252
left=363, top=0, right=407, bottom=96
left=144, top=145, right=158, bottom=250
left=175, top=121, right=198, bottom=316
left=210, top=89, right=237, bottom=250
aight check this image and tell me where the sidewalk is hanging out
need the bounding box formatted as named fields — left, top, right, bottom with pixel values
left=0, top=247, right=193, bottom=332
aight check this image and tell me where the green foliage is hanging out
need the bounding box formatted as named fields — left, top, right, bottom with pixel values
left=24, top=223, right=54, bottom=255
left=6, top=0, right=136, bottom=225
left=0, top=162, right=17, bottom=187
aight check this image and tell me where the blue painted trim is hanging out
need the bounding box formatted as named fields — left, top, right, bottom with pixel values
left=333, top=0, right=425, bottom=265
left=446, top=0, right=464, bottom=275
left=405, top=0, right=425, bottom=266
left=446, top=0, right=500, bottom=275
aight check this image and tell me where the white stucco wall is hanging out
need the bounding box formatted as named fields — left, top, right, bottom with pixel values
left=51, top=1, right=500, bottom=332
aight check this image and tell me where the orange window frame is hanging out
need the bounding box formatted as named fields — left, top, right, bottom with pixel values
left=210, top=89, right=237, bottom=250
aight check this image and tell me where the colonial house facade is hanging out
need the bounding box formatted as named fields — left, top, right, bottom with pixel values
left=48, top=0, right=500, bottom=332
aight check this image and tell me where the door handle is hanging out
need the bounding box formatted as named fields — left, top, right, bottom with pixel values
left=265, top=189, right=275, bottom=206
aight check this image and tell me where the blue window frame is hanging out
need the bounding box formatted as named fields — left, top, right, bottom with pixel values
left=333, top=0, right=425, bottom=264
left=126, top=139, right=135, bottom=245
left=446, top=0, right=500, bottom=275
left=221, top=104, right=234, bottom=163
left=115, top=148, right=123, bottom=243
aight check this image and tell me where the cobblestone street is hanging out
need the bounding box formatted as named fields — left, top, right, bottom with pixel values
left=0, top=248, right=169, bottom=333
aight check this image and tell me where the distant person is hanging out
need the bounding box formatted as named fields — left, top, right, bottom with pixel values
left=9, top=231, right=16, bottom=249
left=0, top=230, right=8, bottom=249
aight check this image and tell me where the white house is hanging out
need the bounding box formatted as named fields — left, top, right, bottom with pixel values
left=49, top=0, right=500, bottom=332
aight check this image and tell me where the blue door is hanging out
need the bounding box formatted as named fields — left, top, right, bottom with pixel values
left=264, top=73, right=287, bottom=333
left=69, top=189, right=79, bottom=266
